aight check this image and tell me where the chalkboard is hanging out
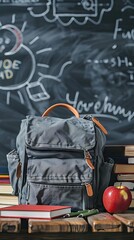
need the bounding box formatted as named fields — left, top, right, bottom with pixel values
left=0, top=0, right=134, bottom=166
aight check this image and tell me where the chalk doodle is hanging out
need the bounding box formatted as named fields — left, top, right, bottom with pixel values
left=0, top=21, right=36, bottom=103
left=28, top=0, right=114, bottom=25
left=0, top=16, right=73, bottom=104
left=121, top=0, right=134, bottom=12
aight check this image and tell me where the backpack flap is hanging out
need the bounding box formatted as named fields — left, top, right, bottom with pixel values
left=25, top=115, right=96, bottom=151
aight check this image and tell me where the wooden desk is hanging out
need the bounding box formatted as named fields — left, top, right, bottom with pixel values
left=1, top=232, right=134, bottom=240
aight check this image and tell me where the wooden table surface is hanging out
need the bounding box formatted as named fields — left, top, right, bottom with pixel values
left=0, top=212, right=134, bottom=239
left=0, top=232, right=134, bottom=240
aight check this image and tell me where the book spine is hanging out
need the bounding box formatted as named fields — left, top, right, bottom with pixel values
left=128, top=158, right=134, bottom=164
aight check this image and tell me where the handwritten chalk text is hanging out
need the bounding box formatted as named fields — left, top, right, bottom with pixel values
left=66, top=91, right=134, bottom=122
left=0, top=59, right=21, bottom=80
left=114, top=18, right=134, bottom=40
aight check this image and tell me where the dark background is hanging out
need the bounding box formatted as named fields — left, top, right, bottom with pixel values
left=0, top=0, right=134, bottom=166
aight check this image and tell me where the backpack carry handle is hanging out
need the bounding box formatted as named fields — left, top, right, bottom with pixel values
left=42, top=103, right=108, bottom=134
left=42, top=103, right=80, bottom=118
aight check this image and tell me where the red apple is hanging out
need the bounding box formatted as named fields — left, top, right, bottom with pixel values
left=102, top=185, right=132, bottom=213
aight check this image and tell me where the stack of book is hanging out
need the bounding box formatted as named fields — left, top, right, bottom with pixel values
left=0, top=166, right=18, bottom=208
left=125, top=145, right=134, bottom=164
left=124, top=145, right=134, bottom=208
left=113, top=156, right=134, bottom=209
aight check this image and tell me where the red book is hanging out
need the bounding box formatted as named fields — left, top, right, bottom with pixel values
left=0, top=205, right=71, bottom=220
left=0, top=179, right=10, bottom=184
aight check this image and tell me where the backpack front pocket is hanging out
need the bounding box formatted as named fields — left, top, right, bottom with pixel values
left=26, top=180, right=92, bottom=210
left=7, top=149, right=20, bottom=196
left=25, top=148, right=94, bottom=210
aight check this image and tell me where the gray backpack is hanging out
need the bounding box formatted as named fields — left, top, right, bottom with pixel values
left=7, top=103, right=113, bottom=210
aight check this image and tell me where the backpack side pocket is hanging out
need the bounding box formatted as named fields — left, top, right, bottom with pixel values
left=7, top=149, right=20, bottom=196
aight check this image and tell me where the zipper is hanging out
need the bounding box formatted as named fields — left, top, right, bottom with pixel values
left=85, top=183, right=93, bottom=196
left=27, top=180, right=93, bottom=194
left=27, top=180, right=84, bottom=187
left=81, top=182, right=93, bottom=197
left=27, top=180, right=93, bottom=195
left=81, top=182, right=93, bottom=209
left=84, top=151, right=94, bottom=170
left=26, top=143, right=83, bottom=152
left=84, top=151, right=94, bottom=197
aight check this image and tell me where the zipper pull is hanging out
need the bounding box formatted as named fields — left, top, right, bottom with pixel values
left=85, top=183, right=93, bottom=197
left=85, top=151, right=94, bottom=170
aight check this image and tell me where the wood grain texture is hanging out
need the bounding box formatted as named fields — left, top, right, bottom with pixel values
left=113, top=213, right=134, bottom=232
left=0, top=218, right=21, bottom=233
left=87, top=212, right=122, bottom=232
left=28, top=217, right=88, bottom=233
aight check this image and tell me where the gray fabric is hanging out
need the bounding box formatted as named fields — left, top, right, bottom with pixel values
left=25, top=116, right=95, bottom=150
left=7, top=114, right=113, bottom=210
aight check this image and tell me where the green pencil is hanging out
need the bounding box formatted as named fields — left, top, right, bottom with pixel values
left=78, top=209, right=99, bottom=217
left=63, top=209, right=89, bottom=218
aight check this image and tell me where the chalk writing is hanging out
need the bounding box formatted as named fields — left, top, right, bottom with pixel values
left=0, top=59, right=21, bottom=80
left=113, top=18, right=134, bottom=40
left=87, top=56, right=133, bottom=68
left=66, top=91, right=134, bottom=122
